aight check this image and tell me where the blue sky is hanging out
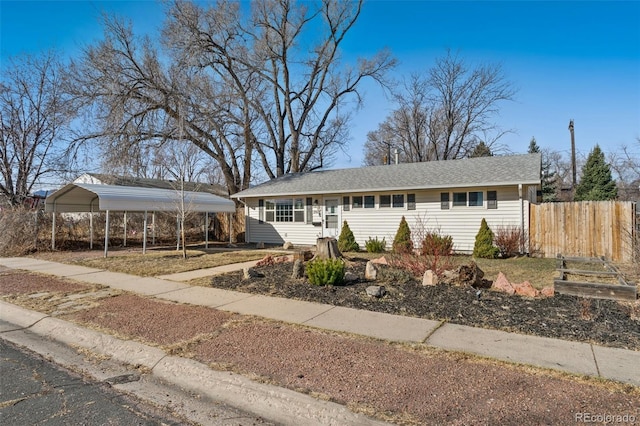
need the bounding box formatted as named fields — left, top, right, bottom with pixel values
left=2, top=0, right=639, bottom=171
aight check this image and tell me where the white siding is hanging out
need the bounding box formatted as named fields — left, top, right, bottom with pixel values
left=241, top=185, right=535, bottom=253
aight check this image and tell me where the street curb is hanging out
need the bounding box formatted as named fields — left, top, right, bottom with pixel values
left=0, top=301, right=388, bottom=426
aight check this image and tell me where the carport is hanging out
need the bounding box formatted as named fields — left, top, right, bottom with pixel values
left=45, top=183, right=236, bottom=257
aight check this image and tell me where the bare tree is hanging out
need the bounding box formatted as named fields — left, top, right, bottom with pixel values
left=0, top=52, right=74, bottom=206
left=609, top=140, right=640, bottom=201
left=166, top=0, right=396, bottom=177
left=364, top=50, right=514, bottom=164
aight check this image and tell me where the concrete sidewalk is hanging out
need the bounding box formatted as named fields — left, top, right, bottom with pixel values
left=1, top=256, right=638, bottom=392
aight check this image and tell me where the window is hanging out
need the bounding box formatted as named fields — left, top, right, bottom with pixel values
left=379, top=195, right=391, bottom=208
left=343, top=196, right=350, bottom=211
left=294, top=198, right=305, bottom=222
left=407, top=194, right=416, bottom=210
left=306, top=198, right=313, bottom=223
left=275, top=199, right=293, bottom=222
left=487, top=191, right=497, bottom=209
left=453, top=192, right=466, bottom=207
left=364, top=195, right=375, bottom=208
left=452, top=191, right=486, bottom=207
left=469, top=191, right=483, bottom=207
left=440, top=193, right=449, bottom=210
left=393, top=194, right=404, bottom=208
left=265, top=200, right=275, bottom=222
left=352, top=196, right=363, bottom=208
left=264, top=199, right=304, bottom=222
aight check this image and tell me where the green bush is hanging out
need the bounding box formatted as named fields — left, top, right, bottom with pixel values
left=337, top=220, right=359, bottom=252
left=421, top=232, right=454, bottom=256
left=365, top=236, right=386, bottom=253
left=306, top=258, right=345, bottom=286
left=473, top=218, right=499, bottom=259
left=392, top=216, right=414, bottom=254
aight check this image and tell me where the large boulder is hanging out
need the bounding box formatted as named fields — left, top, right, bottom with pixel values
left=283, top=241, right=294, bottom=250
left=291, top=259, right=304, bottom=279
left=513, top=281, right=540, bottom=298
left=366, top=285, right=386, bottom=298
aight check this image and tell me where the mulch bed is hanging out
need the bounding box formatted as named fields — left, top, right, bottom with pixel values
left=208, top=258, right=640, bottom=351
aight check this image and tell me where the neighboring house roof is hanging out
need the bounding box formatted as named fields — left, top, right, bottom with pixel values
left=232, top=153, right=542, bottom=198
left=76, top=173, right=228, bottom=197
left=45, top=183, right=236, bottom=213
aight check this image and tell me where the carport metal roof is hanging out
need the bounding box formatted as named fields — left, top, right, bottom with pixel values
left=45, top=183, right=236, bottom=213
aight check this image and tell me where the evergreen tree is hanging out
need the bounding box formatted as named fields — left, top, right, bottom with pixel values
left=574, top=145, right=618, bottom=201
left=337, top=220, right=359, bottom=252
left=473, top=218, right=499, bottom=259
left=470, top=141, right=493, bottom=157
left=528, top=137, right=558, bottom=202
left=392, top=216, right=414, bottom=254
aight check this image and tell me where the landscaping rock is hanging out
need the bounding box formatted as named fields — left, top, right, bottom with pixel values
left=492, top=272, right=515, bottom=295
left=366, top=285, right=386, bottom=298
left=256, top=255, right=275, bottom=267
left=243, top=267, right=262, bottom=280
left=291, top=259, right=304, bottom=279
left=371, top=256, right=388, bottom=265
left=283, top=241, right=294, bottom=250
left=256, top=241, right=265, bottom=249
left=365, top=261, right=378, bottom=280
left=513, top=281, right=539, bottom=298
left=344, top=271, right=358, bottom=282
left=422, top=269, right=437, bottom=286
left=540, top=286, right=555, bottom=297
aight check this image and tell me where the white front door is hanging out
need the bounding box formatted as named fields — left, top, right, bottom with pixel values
left=323, top=198, right=340, bottom=238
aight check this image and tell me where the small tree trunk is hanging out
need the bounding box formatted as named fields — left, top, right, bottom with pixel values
left=315, top=237, right=342, bottom=259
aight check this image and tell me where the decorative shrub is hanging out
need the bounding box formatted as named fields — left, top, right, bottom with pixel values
left=494, top=225, right=524, bottom=258
left=306, top=258, right=345, bottom=286
left=473, top=218, right=499, bottom=259
left=421, top=232, right=454, bottom=256
left=365, top=236, right=386, bottom=253
left=337, top=220, right=359, bottom=252
left=392, top=216, right=413, bottom=254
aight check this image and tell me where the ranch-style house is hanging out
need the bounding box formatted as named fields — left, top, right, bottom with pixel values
left=231, top=153, right=542, bottom=253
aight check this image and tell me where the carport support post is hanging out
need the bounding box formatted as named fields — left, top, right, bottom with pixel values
left=123, top=211, right=127, bottom=247
left=89, top=205, right=94, bottom=250
left=143, top=210, right=148, bottom=254
left=228, top=212, right=232, bottom=245
left=205, top=212, right=209, bottom=249
left=152, top=212, right=156, bottom=245
left=51, top=211, right=56, bottom=250
left=104, top=210, right=110, bottom=258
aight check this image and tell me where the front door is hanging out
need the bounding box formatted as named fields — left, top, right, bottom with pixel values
left=323, top=198, right=340, bottom=238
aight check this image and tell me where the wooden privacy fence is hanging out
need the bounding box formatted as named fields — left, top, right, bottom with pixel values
left=529, top=201, right=636, bottom=263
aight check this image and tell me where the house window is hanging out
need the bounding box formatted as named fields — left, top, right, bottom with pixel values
left=453, top=192, right=466, bottom=207
left=352, top=196, right=363, bottom=208
left=265, top=200, right=275, bottom=222
left=487, top=191, right=497, bottom=209
left=306, top=198, right=313, bottom=223
left=393, top=194, right=404, bottom=208
left=407, top=194, right=416, bottom=210
left=440, top=192, right=449, bottom=210
left=343, top=196, right=350, bottom=211
left=469, top=191, right=483, bottom=207
left=380, top=195, right=391, bottom=208
left=265, top=199, right=302, bottom=222
left=364, top=195, right=375, bottom=208
left=294, top=198, right=305, bottom=222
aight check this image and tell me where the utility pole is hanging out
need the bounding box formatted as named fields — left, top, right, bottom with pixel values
left=568, top=119, right=576, bottom=194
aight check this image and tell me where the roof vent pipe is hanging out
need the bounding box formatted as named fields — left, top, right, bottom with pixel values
left=394, top=149, right=399, bottom=165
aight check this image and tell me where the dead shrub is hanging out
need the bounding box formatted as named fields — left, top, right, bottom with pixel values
left=494, top=225, right=526, bottom=258
left=0, top=207, right=51, bottom=256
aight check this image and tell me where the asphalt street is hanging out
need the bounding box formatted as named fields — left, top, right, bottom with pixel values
left=0, top=338, right=190, bottom=426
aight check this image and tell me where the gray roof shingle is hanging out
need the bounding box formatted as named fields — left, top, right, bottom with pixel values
left=232, top=153, right=542, bottom=198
